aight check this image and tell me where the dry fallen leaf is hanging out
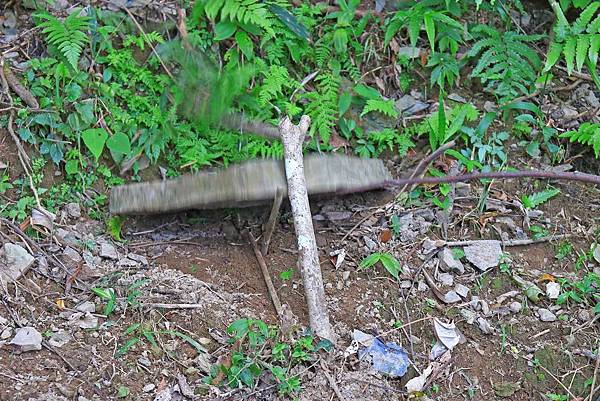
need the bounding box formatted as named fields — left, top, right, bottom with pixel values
left=379, top=229, right=392, bottom=243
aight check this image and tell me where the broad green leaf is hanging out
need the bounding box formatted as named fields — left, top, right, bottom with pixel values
left=379, top=253, right=401, bottom=279
left=576, top=35, right=590, bottom=71
left=360, top=253, right=382, bottom=269
left=353, top=84, right=381, bottom=100
left=65, top=159, right=79, bottom=175
left=162, top=330, right=207, bottom=354
left=214, top=20, right=237, bottom=41
left=338, top=91, right=352, bottom=115
left=117, top=337, right=140, bottom=357
left=117, top=386, right=130, bottom=398
left=544, top=42, right=564, bottom=71
left=125, top=323, right=141, bottom=335
left=106, top=133, right=131, bottom=155
left=235, top=30, right=253, bottom=59
left=563, top=36, right=577, bottom=74
left=269, top=4, right=309, bottom=40
left=424, top=13, right=436, bottom=51
left=81, top=128, right=108, bottom=161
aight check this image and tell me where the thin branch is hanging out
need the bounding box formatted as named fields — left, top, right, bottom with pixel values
left=386, top=169, right=600, bottom=189
left=262, top=187, right=284, bottom=256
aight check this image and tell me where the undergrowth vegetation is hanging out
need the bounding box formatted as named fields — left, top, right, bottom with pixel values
left=1, top=0, right=599, bottom=220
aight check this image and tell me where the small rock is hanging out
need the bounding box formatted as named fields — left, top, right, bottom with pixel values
left=395, top=95, right=429, bottom=116
left=460, top=309, right=477, bottom=324
left=422, top=238, right=439, bottom=255
left=128, top=253, right=148, bottom=266
left=439, top=248, right=465, bottom=274
left=342, top=270, right=350, bottom=281
left=48, top=330, right=71, bottom=348
left=444, top=291, right=461, bottom=304
left=483, top=101, right=496, bottom=112
left=476, top=317, right=493, bottom=335
left=537, top=308, right=557, bottom=322
left=400, top=280, right=412, bottom=289
left=3, top=11, right=17, bottom=29
left=1, top=243, right=35, bottom=282
left=363, top=236, right=377, bottom=251
left=68, top=312, right=98, bottom=329
left=142, top=384, right=156, bottom=393
left=578, top=309, right=591, bottom=323
left=75, top=301, right=96, bottom=313
left=509, top=302, right=522, bottom=313
left=464, top=241, right=502, bottom=271
left=397, top=46, right=420, bottom=59
left=117, top=258, right=138, bottom=267
left=62, top=247, right=82, bottom=268
left=448, top=93, right=467, bottom=103
left=65, top=203, right=81, bottom=219
left=454, top=283, right=470, bottom=298
left=545, top=282, right=560, bottom=300
left=417, top=280, right=429, bottom=292
left=438, top=273, right=454, bottom=287
left=138, top=356, right=152, bottom=367
left=1, top=327, right=13, bottom=340
left=99, top=243, right=118, bottom=260
left=479, top=299, right=491, bottom=316
left=10, top=326, right=42, bottom=351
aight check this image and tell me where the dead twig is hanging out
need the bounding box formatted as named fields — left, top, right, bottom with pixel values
left=438, top=234, right=571, bottom=248
left=2, top=62, right=39, bottom=108
left=140, top=303, right=206, bottom=309
left=587, top=345, right=600, bottom=401
left=242, top=229, right=283, bottom=319
left=320, top=360, right=346, bottom=401
left=386, top=169, right=600, bottom=189
left=262, top=187, right=284, bottom=256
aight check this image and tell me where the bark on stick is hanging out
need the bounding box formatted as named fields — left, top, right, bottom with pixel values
left=279, top=116, right=334, bottom=342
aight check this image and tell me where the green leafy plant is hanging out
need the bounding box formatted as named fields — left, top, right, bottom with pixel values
left=91, top=287, right=117, bottom=316
left=521, top=187, right=561, bottom=209
left=544, top=2, right=600, bottom=88
left=359, top=252, right=402, bottom=279
left=556, top=272, right=599, bottom=307
left=427, top=52, right=460, bottom=89
left=35, top=10, right=91, bottom=70
left=467, top=25, right=543, bottom=102
left=426, top=97, right=479, bottom=150
left=560, top=122, right=600, bottom=157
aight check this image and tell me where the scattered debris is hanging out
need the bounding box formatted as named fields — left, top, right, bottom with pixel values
left=354, top=330, right=410, bottom=377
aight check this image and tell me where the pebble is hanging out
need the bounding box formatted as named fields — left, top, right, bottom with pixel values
left=464, top=241, right=502, bottom=271
left=342, top=271, right=350, bottom=281
left=100, top=243, right=118, bottom=260
left=65, top=203, right=81, bottom=219
left=9, top=326, right=42, bottom=351
left=444, top=291, right=461, bottom=304
left=460, top=308, right=477, bottom=324
left=454, top=283, right=470, bottom=298
left=1, top=327, right=13, bottom=340
left=545, top=282, right=560, bottom=300
left=439, top=248, right=465, bottom=274
left=578, top=309, right=590, bottom=323
left=76, top=301, right=96, bottom=313
left=509, top=301, right=522, bottom=313
left=363, top=236, right=377, bottom=251
left=128, top=253, right=148, bottom=266
left=537, top=308, right=557, bottom=322
left=477, top=317, right=493, bottom=334
left=142, top=384, right=155, bottom=393
left=138, top=356, right=152, bottom=367
left=438, top=273, right=454, bottom=287
left=1, top=243, right=35, bottom=282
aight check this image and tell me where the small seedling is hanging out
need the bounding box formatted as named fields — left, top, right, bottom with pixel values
left=279, top=269, right=293, bottom=281
left=521, top=188, right=560, bottom=209
left=554, top=241, right=573, bottom=261
left=359, top=252, right=402, bottom=279
left=91, top=287, right=116, bottom=316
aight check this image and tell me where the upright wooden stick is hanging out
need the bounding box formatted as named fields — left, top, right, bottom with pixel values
left=262, top=187, right=284, bottom=256
left=279, top=116, right=334, bottom=342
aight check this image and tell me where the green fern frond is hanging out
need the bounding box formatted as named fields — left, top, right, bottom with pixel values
left=304, top=72, right=340, bottom=144
left=561, top=122, right=600, bottom=157
left=35, top=11, right=91, bottom=70
left=203, top=0, right=276, bottom=36
left=258, top=65, right=296, bottom=106
left=361, top=99, right=399, bottom=119
left=468, top=26, right=543, bottom=101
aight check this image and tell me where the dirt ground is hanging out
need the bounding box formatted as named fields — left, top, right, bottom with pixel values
left=1, top=130, right=599, bottom=401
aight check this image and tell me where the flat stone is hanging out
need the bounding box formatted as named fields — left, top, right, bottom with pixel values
left=545, top=282, right=560, bottom=300
left=1, top=327, right=13, bottom=340
left=75, top=301, right=96, bottom=313
left=464, top=241, right=502, bottom=271
left=537, top=308, right=557, bottom=322
left=454, top=283, right=470, bottom=298
left=62, top=247, right=82, bottom=268
left=9, top=326, right=42, bottom=351
left=1, top=243, right=35, bottom=282
left=99, top=243, right=118, bottom=260
left=438, top=273, right=454, bottom=287
left=460, top=308, right=477, bottom=324
left=509, top=302, right=522, bottom=313
left=444, top=291, right=461, bottom=304
left=142, top=383, right=156, bottom=393
left=363, top=236, right=377, bottom=251
left=439, top=248, right=464, bottom=274
left=477, top=317, right=493, bottom=334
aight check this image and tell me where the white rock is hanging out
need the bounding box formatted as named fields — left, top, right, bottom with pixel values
left=460, top=309, right=477, bottom=324
left=477, top=317, right=493, bottom=334
left=454, top=283, right=470, bottom=298
left=143, top=383, right=156, bottom=393
left=464, top=241, right=502, bottom=271
left=1, top=327, right=13, bottom=340
left=438, top=273, right=454, bottom=287
left=1, top=243, right=35, bottom=282
left=537, top=308, right=557, bottom=322
left=76, top=301, right=96, bottom=313
left=444, top=291, right=461, bottom=303
left=545, top=282, right=561, bottom=300
left=509, top=301, right=522, bottom=313
left=439, top=248, right=465, bottom=274
left=128, top=253, right=148, bottom=266
left=9, top=326, right=42, bottom=351
left=100, top=243, right=118, bottom=260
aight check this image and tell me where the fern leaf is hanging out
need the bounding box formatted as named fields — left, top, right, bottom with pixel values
left=563, top=36, right=577, bottom=74
left=589, top=14, right=600, bottom=33
left=576, top=35, right=590, bottom=71
left=544, top=41, right=564, bottom=71
left=36, top=11, right=90, bottom=70
left=574, top=2, right=600, bottom=33
left=521, top=188, right=561, bottom=209
left=589, top=35, right=600, bottom=67
left=361, top=99, right=399, bottom=119
left=561, top=123, right=600, bottom=157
